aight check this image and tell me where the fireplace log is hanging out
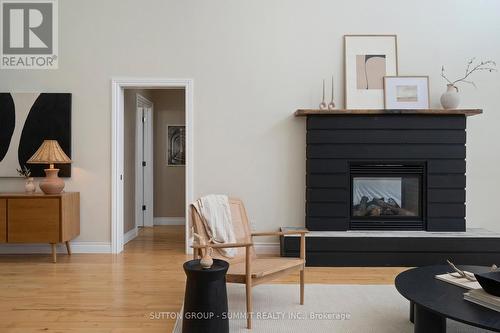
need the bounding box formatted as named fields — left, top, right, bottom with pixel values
left=387, top=198, right=400, bottom=208
left=352, top=197, right=416, bottom=217
left=353, top=196, right=369, bottom=216
left=367, top=205, right=381, bottom=216
left=373, top=198, right=415, bottom=216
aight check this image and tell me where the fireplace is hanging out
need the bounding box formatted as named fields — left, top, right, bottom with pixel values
left=281, top=109, right=496, bottom=267
left=350, top=163, right=425, bottom=230
left=302, top=112, right=475, bottom=232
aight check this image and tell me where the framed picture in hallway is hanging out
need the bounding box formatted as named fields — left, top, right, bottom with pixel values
left=344, top=35, right=398, bottom=109
left=167, top=125, right=185, bottom=166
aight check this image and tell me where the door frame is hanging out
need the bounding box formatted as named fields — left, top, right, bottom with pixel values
left=111, top=78, right=194, bottom=254
left=135, top=94, right=154, bottom=228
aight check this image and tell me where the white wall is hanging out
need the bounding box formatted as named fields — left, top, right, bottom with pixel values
left=0, top=0, right=499, bottom=245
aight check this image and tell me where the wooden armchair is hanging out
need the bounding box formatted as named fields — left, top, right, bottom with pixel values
left=191, top=198, right=308, bottom=329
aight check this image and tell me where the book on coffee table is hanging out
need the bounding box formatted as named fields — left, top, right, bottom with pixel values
left=435, top=273, right=482, bottom=290
left=464, top=289, right=500, bottom=312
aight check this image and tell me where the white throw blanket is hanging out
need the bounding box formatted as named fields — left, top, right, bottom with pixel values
left=193, top=194, right=237, bottom=258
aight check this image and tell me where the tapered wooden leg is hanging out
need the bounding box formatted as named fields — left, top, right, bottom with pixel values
left=246, top=281, right=252, bottom=329
left=245, top=246, right=252, bottom=329
left=50, top=243, right=57, bottom=263
left=65, top=241, right=72, bottom=255
left=300, top=268, right=305, bottom=305
left=300, top=234, right=306, bottom=305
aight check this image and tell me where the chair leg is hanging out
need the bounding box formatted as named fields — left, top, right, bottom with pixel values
left=300, top=268, right=305, bottom=305
left=246, top=281, right=252, bottom=329
left=245, top=245, right=253, bottom=329
left=299, top=234, right=306, bottom=305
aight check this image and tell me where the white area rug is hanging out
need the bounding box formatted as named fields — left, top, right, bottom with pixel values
left=173, top=284, right=494, bottom=333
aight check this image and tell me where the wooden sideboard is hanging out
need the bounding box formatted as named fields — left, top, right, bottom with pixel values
left=0, top=192, right=80, bottom=262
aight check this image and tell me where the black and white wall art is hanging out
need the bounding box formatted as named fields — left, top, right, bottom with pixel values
left=167, top=125, right=185, bottom=166
left=0, top=93, right=72, bottom=177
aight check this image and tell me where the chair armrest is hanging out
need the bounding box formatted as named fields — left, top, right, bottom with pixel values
left=191, top=242, right=253, bottom=249
left=251, top=230, right=309, bottom=237
left=252, top=231, right=307, bottom=261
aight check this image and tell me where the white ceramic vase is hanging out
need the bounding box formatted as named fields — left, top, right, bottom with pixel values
left=440, top=84, right=460, bottom=109
left=24, top=177, right=36, bottom=193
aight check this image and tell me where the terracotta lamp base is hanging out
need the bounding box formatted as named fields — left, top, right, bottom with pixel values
left=39, top=168, right=65, bottom=194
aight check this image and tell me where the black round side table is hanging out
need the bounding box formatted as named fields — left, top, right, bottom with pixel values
left=182, top=259, right=229, bottom=333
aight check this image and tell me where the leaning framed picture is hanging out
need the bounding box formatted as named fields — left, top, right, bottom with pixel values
left=344, top=35, right=398, bottom=109
left=384, top=76, right=430, bottom=109
left=167, top=125, right=186, bottom=166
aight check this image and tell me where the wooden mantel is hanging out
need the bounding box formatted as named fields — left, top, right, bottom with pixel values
left=295, top=109, right=483, bottom=117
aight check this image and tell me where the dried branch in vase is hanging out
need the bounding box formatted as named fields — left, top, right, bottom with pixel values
left=441, top=58, right=497, bottom=91
left=16, top=165, right=31, bottom=179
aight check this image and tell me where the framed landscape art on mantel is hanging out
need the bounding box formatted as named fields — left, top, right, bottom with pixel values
left=384, top=76, right=430, bottom=109
left=344, top=35, right=398, bottom=109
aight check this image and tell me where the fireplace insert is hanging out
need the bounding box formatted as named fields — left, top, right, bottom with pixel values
left=350, top=163, right=425, bottom=230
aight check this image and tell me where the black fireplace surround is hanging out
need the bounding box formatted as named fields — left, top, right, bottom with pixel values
left=281, top=110, right=500, bottom=266
left=306, top=114, right=466, bottom=232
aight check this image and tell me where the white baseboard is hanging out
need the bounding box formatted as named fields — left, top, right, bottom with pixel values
left=124, top=227, right=138, bottom=245
left=0, top=242, right=112, bottom=254
left=71, top=242, right=112, bottom=253
left=0, top=241, right=279, bottom=255
left=254, top=242, right=280, bottom=255
left=154, top=217, right=185, bottom=225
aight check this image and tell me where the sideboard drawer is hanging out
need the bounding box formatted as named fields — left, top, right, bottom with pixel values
left=0, top=199, right=5, bottom=243
left=7, top=198, right=60, bottom=243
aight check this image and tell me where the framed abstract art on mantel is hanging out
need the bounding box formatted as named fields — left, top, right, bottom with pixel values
left=344, top=35, right=398, bottom=109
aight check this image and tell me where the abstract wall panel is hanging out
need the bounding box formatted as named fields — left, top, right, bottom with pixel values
left=0, top=93, right=71, bottom=177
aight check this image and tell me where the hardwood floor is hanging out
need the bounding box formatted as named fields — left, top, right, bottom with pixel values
left=0, top=226, right=407, bottom=332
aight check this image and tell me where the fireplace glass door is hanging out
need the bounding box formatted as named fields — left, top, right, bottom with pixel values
left=352, top=176, right=420, bottom=217
left=350, top=164, right=424, bottom=230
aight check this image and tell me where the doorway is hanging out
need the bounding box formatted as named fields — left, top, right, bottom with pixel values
left=111, top=79, right=194, bottom=254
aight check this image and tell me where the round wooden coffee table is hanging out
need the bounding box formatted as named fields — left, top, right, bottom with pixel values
left=395, top=265, right=500, bottom=333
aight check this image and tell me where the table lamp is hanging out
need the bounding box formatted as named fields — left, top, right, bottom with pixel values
left=27, top=140, right=72, bottom=194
